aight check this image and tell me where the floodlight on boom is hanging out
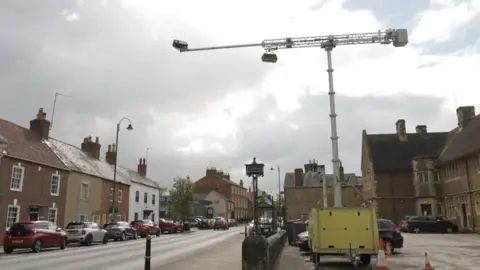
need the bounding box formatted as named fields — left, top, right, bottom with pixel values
left=172, top=40, right=188, bottom=52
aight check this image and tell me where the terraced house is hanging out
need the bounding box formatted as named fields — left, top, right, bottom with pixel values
left=0, top=109, right=69, bottom=240
left=46, top=136, right=130, bottom=225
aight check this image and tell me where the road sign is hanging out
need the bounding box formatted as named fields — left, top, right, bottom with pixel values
left=109, top=206, right=118, bottom=214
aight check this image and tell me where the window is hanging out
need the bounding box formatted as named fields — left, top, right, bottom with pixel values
left=135, top=191, right=139, bottom=203
left=80, top=183, right=89, bottom=200
left=77, top=215, right=88, bottom=222
left=118, top=189, right=123, bottom=203
left=10, top=165, right=24, bottom=191
left=48, top=208, right=57, bottom=224
left=109, top=188, right=114, bottom=202
left=152, top=194, right=156, bottom=205
left=434, top=171, right=440, bottom=183
left=6, top=205, right=20, bottom=228
left=50, top=173, right=61, bottom=196
left=134, top=212, right=139, bottom=221
left=92, top=215, right=100, bottom=224
left=144, top=192, right=148, bottom=204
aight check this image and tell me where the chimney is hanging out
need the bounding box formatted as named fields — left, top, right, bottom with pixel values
left=81, top=136, right=101, bottom=159
left=415, top=125, right=427, bottom=133
left=395, top=119, right=407, bottom=141
left=224, top=173, right=230, bottom=180
left=206, top=167, right=217, bottom=177
left=239, top=179, right=244, bottom=187
left=137, top=157, right=147, bottom=177
left=339, top=162, right=345, bottom=184
left=456, top=106, right=476, bottom=130
left=294, top=168, right=304, bottom=187
left=29, top=108, right=51, bottom=140
left=105, top=143, right=117, bottom=164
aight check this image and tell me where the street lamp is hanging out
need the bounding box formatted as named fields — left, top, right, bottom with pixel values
left=172, top=29, right=408, bottom=208
left=245, top=157, right=265, bottom=235
left=111, top=117, right=133, bottom=221
left=269, top=165, right=281, bottom=203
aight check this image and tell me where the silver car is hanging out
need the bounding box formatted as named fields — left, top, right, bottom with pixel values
left=65, top=222, right=108, bottom=246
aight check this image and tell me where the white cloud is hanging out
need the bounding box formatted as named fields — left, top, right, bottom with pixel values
left=411, top=0, right=480, bottom=44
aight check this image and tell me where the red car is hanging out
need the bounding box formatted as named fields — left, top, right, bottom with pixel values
left=3, top=221, right=67, bottom=254
left=213, top=219, right=229, bottom=230
left=159, top=219, right=184, bottom=233
left=130, top=220, right=160, bottom=237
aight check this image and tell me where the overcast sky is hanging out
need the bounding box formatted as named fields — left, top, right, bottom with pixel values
left=1, top=0, right=479, bottom=194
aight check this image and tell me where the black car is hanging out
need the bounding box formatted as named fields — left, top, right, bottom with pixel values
left=378, top=218, right=403, bottom=253
left=406, top=216, right=458, bottom=233
left=104, top=221, right=138, bottom=241
left=197, top=218, right=211, bottom=230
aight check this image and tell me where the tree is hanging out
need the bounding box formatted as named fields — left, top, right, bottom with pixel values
left=169, top=175, right=194, bottom=220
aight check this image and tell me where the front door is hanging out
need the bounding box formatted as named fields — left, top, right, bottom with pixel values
left=420, top=204, right=432, bottom=216
left=29, top=212, right=39, bottom=221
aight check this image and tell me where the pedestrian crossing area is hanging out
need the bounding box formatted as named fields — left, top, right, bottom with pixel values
left=0, top=228, right=242, bottom=270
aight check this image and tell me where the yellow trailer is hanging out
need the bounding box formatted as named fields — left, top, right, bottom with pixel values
left=308, top=207, right=379, bottom=267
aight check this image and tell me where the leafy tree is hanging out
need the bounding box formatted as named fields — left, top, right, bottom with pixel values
left=169, top=175, right=194, bottom=220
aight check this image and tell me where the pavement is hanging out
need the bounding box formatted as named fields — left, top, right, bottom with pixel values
left=0, top=227, right=243, bottom=270
left=291, top=232, right=480, bottom=269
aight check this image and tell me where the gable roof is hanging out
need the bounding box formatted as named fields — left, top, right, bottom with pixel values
left=0, top=118, right=68, bottom=170
left=365, top=132, right=448, bottom=171
left=284, top=172, right=362, bottom=188
left=438, top=115, right=480, bottom=164
left=116, top=166, right=160, bottom=189
left=45, top=138, right=129, bottom=185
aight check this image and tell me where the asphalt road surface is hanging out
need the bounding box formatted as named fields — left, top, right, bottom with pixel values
left=0, top=227, right=243, bottom=270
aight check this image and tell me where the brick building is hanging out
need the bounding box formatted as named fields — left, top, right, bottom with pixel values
left=283, top=161, right=364, bottom=221
left=362, top=105, right=480, bottom=230
left=193, top=168, right=248, bottom=220
left=0, top=108, right=70, bottom=240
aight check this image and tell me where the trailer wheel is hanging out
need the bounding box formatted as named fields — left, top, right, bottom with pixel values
left=360, top=254, right=371, bottom=266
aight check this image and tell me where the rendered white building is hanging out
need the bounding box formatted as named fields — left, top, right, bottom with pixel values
left=119, top=159, right=161, bottom=224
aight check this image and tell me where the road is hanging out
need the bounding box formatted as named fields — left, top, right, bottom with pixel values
left=0, top=227, right=243, bottom=270
left=292, top=232, right=480, bottom=269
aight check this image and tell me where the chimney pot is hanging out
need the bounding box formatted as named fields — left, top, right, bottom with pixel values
left=80, top=135, right=101, bottom=159
left=108, top=145, right=111, bottom=152
left=137, top=157, right=147, bottom=177
left=112, top=143, right=116, bottom=152
left=95, top=136, right=99, bottom=143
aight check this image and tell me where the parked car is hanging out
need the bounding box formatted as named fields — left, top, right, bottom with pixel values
left=398, top=216, right=413, bottom=232
left=377, top=218, right=403, bottom=253
left=3, top=221, right=67, bottom=254
left=159, top=219, right=177, bottom=234
left=65, top=221, right=108, bottom=246
left=228, top=219, right=237, bottom=227
left=296, top=231, right=309, bottom=251
left=197, top=218, right=211, bottom=230
left=174, top=221, right=185, bottom=232
left=406, top=215, right=458, bottom=233
left=130, top=220, right=161, bottom=237
left=104, top=221, right=137, bottom=241
left=213, top=218, right=229, bottom=230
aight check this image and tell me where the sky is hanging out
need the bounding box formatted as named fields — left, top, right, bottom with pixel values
left=1, top=0, right=479, bottom=195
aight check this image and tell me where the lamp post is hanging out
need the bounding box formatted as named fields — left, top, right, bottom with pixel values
left=50, top=92, right=71, bottom=132
left=269, top=165, right=281, bottom=205
left=245, top=157, right=264, bottom=235
left=111, top=117, right=133, bottom=221
left=172, top=29, right=408, bottom=208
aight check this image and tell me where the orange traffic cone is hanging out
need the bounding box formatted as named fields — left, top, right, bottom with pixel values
left=424, top=252, right=434, bottom=270
left=376, top=239, right=388, bottom=270
left=385, top=242, right=392, bottom=258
